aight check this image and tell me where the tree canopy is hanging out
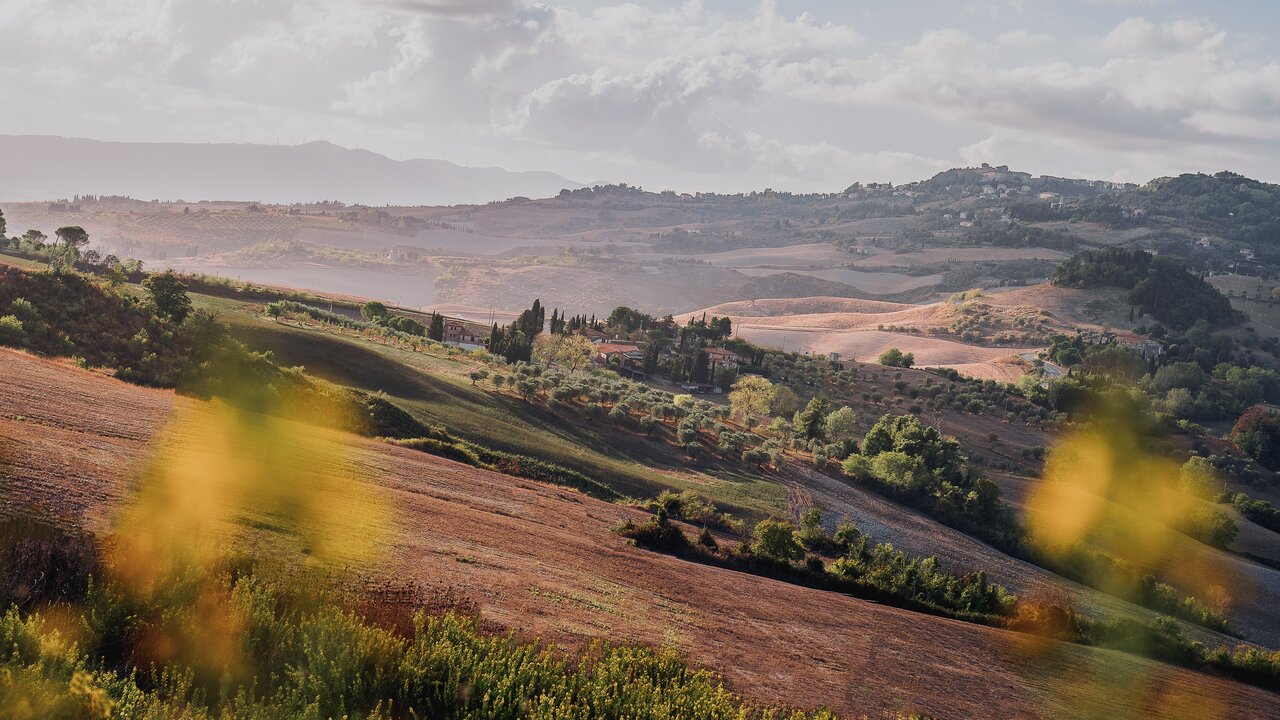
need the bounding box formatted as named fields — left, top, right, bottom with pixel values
left=142, top=271, right=193, bottom=324
left=878, top=348, right=914, bottom=368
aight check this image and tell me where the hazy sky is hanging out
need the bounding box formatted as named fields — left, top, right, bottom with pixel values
left=2, top=0, right=1278, bottom=192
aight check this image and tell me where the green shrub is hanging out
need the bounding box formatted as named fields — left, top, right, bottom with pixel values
left=751, top=519, right=803, bottom=564
left=0, top=314, right=26, bottom=348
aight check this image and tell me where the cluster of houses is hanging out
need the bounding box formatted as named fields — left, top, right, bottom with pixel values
left=1080, top=329, right=1165, bottom=361
left=428, top=308, right=749, bottom=387
left=591, top=338, right=746, bottom=388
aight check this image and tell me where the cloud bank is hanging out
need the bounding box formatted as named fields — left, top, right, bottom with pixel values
left=0, top=0, right=1276, bottom=192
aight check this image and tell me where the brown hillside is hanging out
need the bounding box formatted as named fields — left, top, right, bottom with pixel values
left=0, top=347, right=1275, bottom=719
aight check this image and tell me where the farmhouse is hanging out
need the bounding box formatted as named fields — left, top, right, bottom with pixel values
left=595, top=342, right=648, bottom=379
left=595, top=342, right=644, bottom=365
left=1114, top=333, right=1164, bottom=360
left=705, top=347, right=745, bottom=371
left=580, top=326, right=609, bottom=343
left=443, top=318, right=489, bottom=348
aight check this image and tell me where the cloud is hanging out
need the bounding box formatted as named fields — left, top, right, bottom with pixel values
left=0, top=1, right=1277, bottom=191
left=378, top=0, right=518, bottom=16
left=997, top=29, right=1054, bottom=48
left=1098, top=17, right=1224, bottom=54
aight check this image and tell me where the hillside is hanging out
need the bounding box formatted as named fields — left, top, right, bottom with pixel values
left=681, top=285, right=1138, bottom=380
left=6, top=165, right=1280, bottom=322
left=3, top=347, right=1278, bottom=719
left=0, top=135, right=581, bottom=206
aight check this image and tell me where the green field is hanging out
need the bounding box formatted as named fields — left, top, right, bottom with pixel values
left=192, top=292, right=787, bottom=518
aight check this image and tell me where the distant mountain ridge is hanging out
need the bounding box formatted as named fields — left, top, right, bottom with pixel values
left=0, top=135, right=582, bottom=206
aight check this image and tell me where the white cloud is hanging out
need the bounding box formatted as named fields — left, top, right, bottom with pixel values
left=1097, top=17, right=1223, bottom=54
left=0, top=1, right=1277, bottom=192
left=996, top=29, right=1053, bottom=48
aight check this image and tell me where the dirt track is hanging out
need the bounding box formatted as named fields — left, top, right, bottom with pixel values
left=1, top=348, right=1277, bottom=719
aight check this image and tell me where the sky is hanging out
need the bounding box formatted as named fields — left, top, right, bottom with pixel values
left=1, top=0, right=1278, bottom=193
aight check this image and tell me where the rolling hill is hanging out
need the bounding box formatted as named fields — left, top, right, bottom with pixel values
left=0, top=135, right=581, bottom=206
left=3, top=346, right=1278, bottom=719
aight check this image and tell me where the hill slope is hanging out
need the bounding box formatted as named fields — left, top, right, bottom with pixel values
left=2, top=347, right=1277, bottom=719
left=0, top=135, right=580, bottom=205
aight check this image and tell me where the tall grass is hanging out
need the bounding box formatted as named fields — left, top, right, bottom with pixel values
left=0, top=571, right=844, bottom=719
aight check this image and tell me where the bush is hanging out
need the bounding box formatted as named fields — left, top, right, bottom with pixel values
left=878, top=348, right=915, bottom=368
left=0, top=314, right=27, bottom=348
left=638, top=415, right=661, bottom=436
left=618, top=509, right=690, bottom=553
left=751, top=519, right=803, bottom=564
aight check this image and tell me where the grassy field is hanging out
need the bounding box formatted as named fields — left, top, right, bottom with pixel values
left=193, top=292, right=788, bottom=518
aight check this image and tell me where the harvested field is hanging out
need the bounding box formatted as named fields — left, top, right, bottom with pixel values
left=436, top=263, right=746, bottom=317
left=940, top=358, right=1030, bottom=382
left=730, top=326, right=1036, bottom=369
left=690, top=296, right=915, bottom=317
left=982, top=285, right=1133, bottom=331
left=2, top=348, right=1277, bottom=718
left=851, top=246, right=1070, bottom=268
left=735, top=268, right=944, bottom=295
left=686, top=242, right=853, bottom=268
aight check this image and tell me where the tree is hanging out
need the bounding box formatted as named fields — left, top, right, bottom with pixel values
left=751, top=518, right=803, bottom=563
left=690, top=350, right=710, bottom=383
left=361, top=301, right=388, bottom=321
left=824, top=406, right=858, bottom=440
left=792, top=396, right=830, bottom=442
left=878, top=348, right=914, bottom=368
left=0, top=208, right=6, bottom=239
left=532, top=332, right=595, bottom=373
left=770, top=386, right=801, bottom=417
left=384, top=315, right=425, bottom=335
left=861, top=414, right=967, bottom=487
left=46, top=243, right=79, bottom=274
left=1231, top=405, right=1280, bottom=470
left=1179, top=457, right=1221, bottom=499
left=54, top=226, right=89, bottom=248
left=143, top=271, right=193, bottom=324
left=428, top=312, right=444, bottom=341
left=533, top=333, right=564, bottom=369
left=468, top=369, right=489, bottom=385
left=728, top=375, right=775, bottom=419
left=559, top=333, right=595, bottom=374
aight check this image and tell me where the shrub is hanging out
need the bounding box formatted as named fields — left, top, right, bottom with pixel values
left=878, top=348, right=915, bottom=368
left=618, top=508, right=690, bottom=553
left=0, top=314, right=27, bottom=348
left=751, top=519, right=803, bottom=564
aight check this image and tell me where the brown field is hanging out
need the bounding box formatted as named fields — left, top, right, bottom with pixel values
left=736, top=327, right=1035, bottom=368
left=693, top=296, right=917, bottom=317
left=982, top=285, right=1135, bottom=331
left=677, top=242, right=853, bottom=268
left=685, top=285, right=1152, bottom=377
left=435, top=263, right=749, bottom=317
left=685, top=295, right=1046, bottom=372
left=851, top=246, right=1070, bottom=268
left=3, top=347, right=1279, bottom=718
